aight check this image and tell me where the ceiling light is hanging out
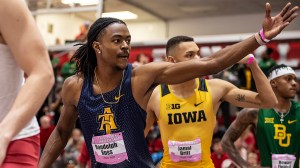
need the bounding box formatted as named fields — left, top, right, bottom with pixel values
left=62, top=0, right=99, bottom=6
left=102, top=11, right=138, bottom=20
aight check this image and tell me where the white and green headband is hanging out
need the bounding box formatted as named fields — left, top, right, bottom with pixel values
left=268, top=66, right=296, bottom=80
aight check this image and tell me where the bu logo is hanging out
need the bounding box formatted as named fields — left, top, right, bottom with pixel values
left=98, top=107, right=118, bottom=134
left=274, top=124, right=291, bottom=147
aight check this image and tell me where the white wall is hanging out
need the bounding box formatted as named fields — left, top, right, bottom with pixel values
left=168, top=13, right=300, bottom=37
left=36, top=15, right=166, bottom=46
left=36, top=12, right=299, bottom=46
left=126, top=20, right=167, bottom=42
left=36, top=14, right=85, bottom=46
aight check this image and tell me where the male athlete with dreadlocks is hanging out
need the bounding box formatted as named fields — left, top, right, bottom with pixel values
left=39, top=3, right=298, bottom=168
left=222, top=65, right=300, bottom=168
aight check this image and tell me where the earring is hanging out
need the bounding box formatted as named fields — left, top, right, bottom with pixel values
left=98, top=50, right=101, bottom=54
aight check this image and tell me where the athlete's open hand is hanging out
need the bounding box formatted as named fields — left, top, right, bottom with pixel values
left=263, top=2, right=298, bottom=40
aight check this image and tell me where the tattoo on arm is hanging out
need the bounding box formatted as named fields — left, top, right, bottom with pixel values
left=236, top=94, right=245, bottom=102
left=235, top=94, right=261, bottom=106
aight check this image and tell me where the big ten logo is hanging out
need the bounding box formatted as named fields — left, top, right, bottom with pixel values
left=274, top=124, right=291, bottom=147
left=166, top=103, right=181, bottom=110
left=98, top=107, right=118, bottom=134
left=264, top=118, right=274, bottom=124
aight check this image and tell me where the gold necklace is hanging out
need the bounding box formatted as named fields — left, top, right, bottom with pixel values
left=94, top=68, right=125, bottom=104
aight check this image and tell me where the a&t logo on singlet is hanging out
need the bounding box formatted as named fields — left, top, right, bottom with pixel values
left=97, top=107, right=118, bottom=134
left=274, top=124, right=291, bottom=147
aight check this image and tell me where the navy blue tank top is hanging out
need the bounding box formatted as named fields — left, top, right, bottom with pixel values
left=77, top=64, right=154, bottom=168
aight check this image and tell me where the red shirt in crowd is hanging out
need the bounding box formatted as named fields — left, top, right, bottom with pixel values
left=40, top=125, right=55, bottom=149
left=211, top=152, right=229, bottom=168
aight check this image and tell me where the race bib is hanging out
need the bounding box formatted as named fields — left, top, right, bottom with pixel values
left=168, top=138, right=201, bottom=162
left=272, top=154, right=296, bottom=168
left=92, top=132, right=128, bottom=164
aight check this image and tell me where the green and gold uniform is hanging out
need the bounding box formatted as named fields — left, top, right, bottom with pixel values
left=257, top=101, right=300, bottom=167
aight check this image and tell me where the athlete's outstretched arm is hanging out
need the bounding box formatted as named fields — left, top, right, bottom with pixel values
left=221, top=55, right=277, bottom=108
left=132, top=2, right=298, bottom=110
left=156, top=2, right=297, bottom=84
left=221, top=108, right=258, bottom=168
left=39, top=77, right=79, bottom=168
left=0, top=0, right=54, bottom=165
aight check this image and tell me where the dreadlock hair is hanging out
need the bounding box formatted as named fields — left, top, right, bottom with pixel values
left=166, top=36, right=194, bottom=56
left=71, top=17, right=126, bottom=80
left=267, top=64, right=288, bottom=78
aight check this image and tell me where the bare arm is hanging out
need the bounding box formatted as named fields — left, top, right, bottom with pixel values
left=145, top=2, right=298, bottom=85
left=144, top=87, right=160, bottom=137
left=221, top=108, right=258, bottom=168
left=145, top=109, right=157, bottom=137
left=221, top=55, right=277, bottom=108
left=39, top=78, right=79, bottom=168
left=0, top=0, right=54, bottom=164
left=132, top=3, right=298, bottom=109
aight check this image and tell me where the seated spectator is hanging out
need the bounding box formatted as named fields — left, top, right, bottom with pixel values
left=75, top=21, right=90, bottom=42
left=247, top=152, right=259, bottom=167
left=243, top=126, right=257, bottom=154
left=211, top=138, right=229, bottom=168
left=61, top=51, right=76, bottom=81
left=63, top=128, right=83, bottom=167
left=234, top=137, right=247, bottom=161
left=39, top=115, right=55, bottom=153
left=132, top=53, right=150, bottom=68
left=221, top=159, right=237, bottom=168
left=77, top=142, right=91, bottom=168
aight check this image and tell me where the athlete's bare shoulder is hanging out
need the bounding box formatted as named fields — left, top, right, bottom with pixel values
left=207, top=78, right=231, bottom=98
left=208, top=78, right=237, bottom=93
left=150, top=85, right=160, bottom=106
left=62, top=74, right=84, bottom=106
left=152, top=85, right=160, bottom=95
left=64, top=73, right=83, bottom=87
left=207, top=78, right=230, bottom=87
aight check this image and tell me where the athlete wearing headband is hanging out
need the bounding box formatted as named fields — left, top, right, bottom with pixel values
left=222, top=65, right=300, bottom=168
left=268, top=66, right=296, bottom=81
